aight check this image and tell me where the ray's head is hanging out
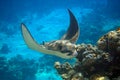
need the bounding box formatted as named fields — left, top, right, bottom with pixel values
left=44, top=40, right=78, bottom=57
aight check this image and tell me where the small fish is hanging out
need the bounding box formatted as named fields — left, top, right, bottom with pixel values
left=21, top=9, right=80, bottom=59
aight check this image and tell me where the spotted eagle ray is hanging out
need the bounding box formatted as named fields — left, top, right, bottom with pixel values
left=21, top=9, right=80, bottom=59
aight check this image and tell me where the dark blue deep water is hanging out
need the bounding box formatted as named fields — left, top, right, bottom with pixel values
left=0, top=0, right=120, bottom=80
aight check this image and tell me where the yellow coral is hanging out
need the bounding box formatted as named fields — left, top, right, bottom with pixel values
left=54, top=62, right=61, bottom=69
left=90, top=74, right=109, bottom=80
left=108, top=31, right=117, bottom=39
left=96, top=77, right=106, bottom=80
left=116, top=27, right=120, bottom=32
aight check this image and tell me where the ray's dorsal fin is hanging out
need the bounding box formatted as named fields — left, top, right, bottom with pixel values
left=61, top=9, right=80, bottom=43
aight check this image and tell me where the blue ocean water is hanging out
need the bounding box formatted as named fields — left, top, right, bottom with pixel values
left=0, top=0, right=120, bottom=80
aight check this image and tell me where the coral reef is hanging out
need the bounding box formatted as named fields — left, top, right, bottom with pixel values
left=0, top=55, right=38, bottom=80
left=54, top=28, right=120, bottom=80
left=97, top=28, right=120, bottom=56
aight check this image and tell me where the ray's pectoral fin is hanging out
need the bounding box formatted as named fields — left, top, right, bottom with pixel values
left=61, top=9, right=80, bottom=43
left=21, top=23, right=44, bottom=52
left=21, top=23, right=74, bottom=59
